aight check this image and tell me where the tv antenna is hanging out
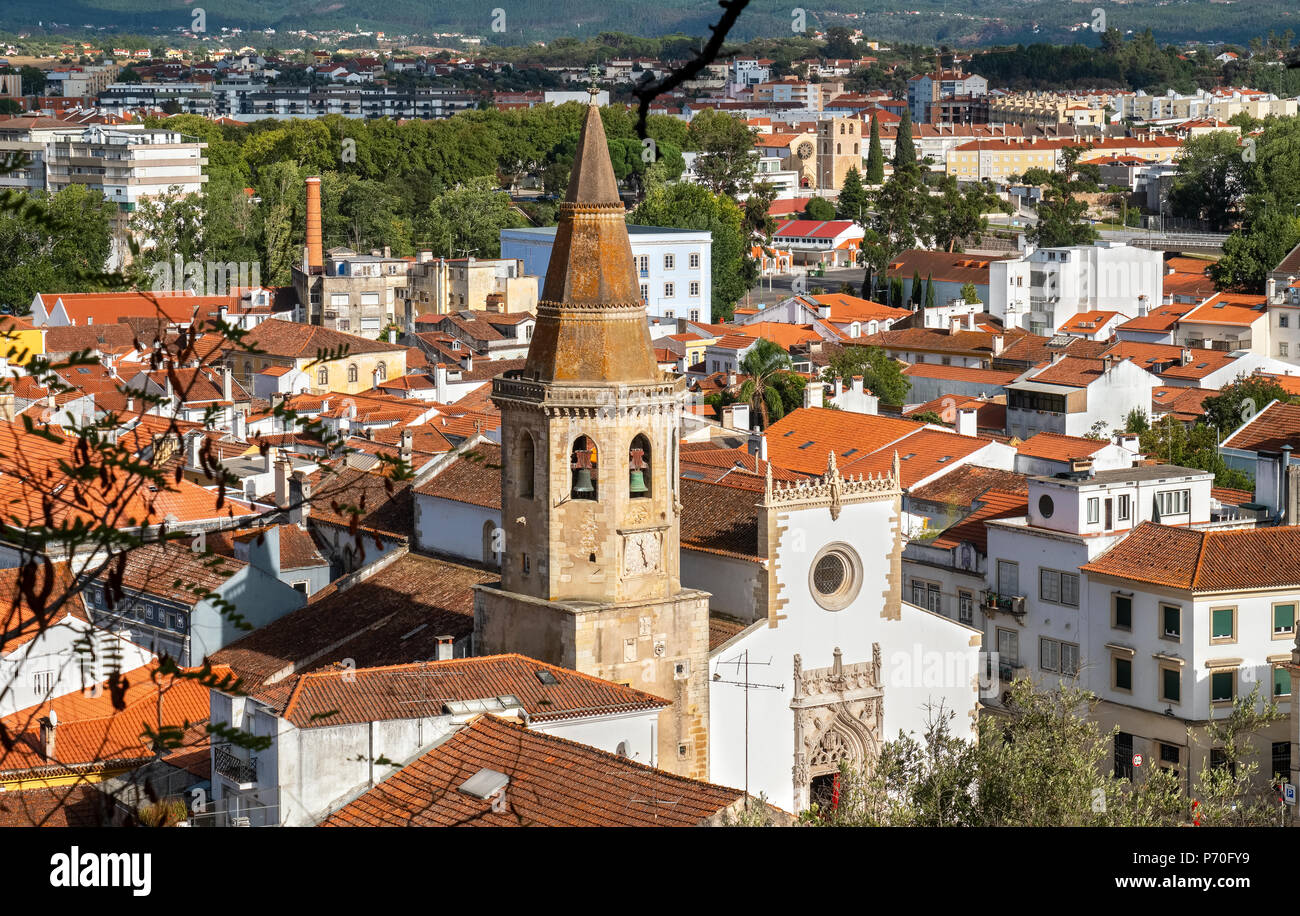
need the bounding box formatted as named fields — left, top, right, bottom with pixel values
left=712, top=649, right=783, bottom=802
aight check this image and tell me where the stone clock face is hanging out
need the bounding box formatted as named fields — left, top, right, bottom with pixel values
left=623, top=531, right=662, bottom=576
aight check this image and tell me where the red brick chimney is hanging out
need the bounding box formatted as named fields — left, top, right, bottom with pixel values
left=305, top=177, right=323, bottom=273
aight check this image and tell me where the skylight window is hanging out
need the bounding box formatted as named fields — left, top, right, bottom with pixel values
left=798, top=441, right=815, bottom=450
left=902, top=453, right=916, bottom=460
left=535, top=669, right=559, bottom=686
left=842, top=448, right=858, bottom=457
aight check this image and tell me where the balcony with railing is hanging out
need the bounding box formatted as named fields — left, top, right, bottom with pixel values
left=214, top=746, right=257, bottom=788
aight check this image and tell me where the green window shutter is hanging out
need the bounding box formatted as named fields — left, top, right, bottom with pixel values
left=1211, top=670, right=1233, bottom=702
left=1162, top=667, right=1180, bottom=702
left=1115, top=658, right=1131, bottom=690
left=1274, top=604, right=1295, bottom=634
left=1211, top=608, right=1233, bottom=639
left=1275, top=667, right=1291, bottom=698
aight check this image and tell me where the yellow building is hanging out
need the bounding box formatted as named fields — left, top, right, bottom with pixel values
left=224, top=319, right=407, bottom=396
left=0, top=316, right=45, bottom=366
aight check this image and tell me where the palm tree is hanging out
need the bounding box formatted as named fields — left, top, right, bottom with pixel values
left=738, top=338, right=794, bottom=429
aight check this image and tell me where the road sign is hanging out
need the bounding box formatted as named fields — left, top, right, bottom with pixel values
left=1285, top=783, right=1296, bottom=806
left=1132, top=753, right=1143, bottom=768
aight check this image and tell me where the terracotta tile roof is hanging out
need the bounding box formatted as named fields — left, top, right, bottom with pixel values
left=1151, top=385, right=1217, bottom=419
left=1211, top=486, right=1253, bottom=505
left=841, top=427, right=990, bottom=487
left=884, top=249, right=1010, bottom=285
left=239, top=319, right=405, bottom=359
left=1102, top=340, right=1233, bottom=379
left=304, top=466, right=413, bottom=539
left=709, top=614, right=751, bottom=651
left=904, top=395, right=1006, bottom=431
left=1258, top=373, right=1300, bottom=397
left=1183, top=293, right=1267, bottom=326
left=901, top=363, right=1020, bottom=385
left=931, top=489, right=1029, bottom=553
left=414, top=442, right=502, bottom=509
left=0, top=661, right=212, bottom=777
left=1059, top=310, right=1121, bottom=333
left=679, top=446, right=803, bottom=485
left=1082, top=522, right=1300, bottom=591
left=39, top=291, right=242, bottom=328
left=995, top=333, right=1107, bottom=367
left=909, top=464, right=1029, bottom=504
left=88, top=541, right=246, bottom=607
left=762, top=407, right=921, bottom=475
left=0, top=562, right=88, bottom=656
left=1221, top=400, right=1300, bottom=452
left=1117, top=303, right=1196, bottom=332
left=679, top=477, right=762, bottom=561
left=1026, top=356, right=1115, bottom=387
left=210, top=553, right=493, bottom=712
left=862, top=326, right=1000, bottom=357
left=0, top=785, right=110, bottom=826
left=0, top=420, right=253, bottom=530
left=321, top=714, right=747, bottom=827
left=1015, top=432, right=1110, bottom=462
left=799, top=294, right=912, bottom=323
left=730, top=322, right=823, bottom=350
left=279, top=654, right=668, bottom=729
left=1162, top=271, right=1218, bottom=299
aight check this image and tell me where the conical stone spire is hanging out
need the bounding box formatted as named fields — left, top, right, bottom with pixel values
left=522, top=100, right=661, bottom=384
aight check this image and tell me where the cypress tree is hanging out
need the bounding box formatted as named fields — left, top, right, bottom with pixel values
left=911, top=269, right=923, bottom=306
left=865, top=113, right=884, bottom=184
left=837, top=166, right=867, bottom=220
left=892, top=108, right=918, bottom=176
left=925, top=272, right=936, bottom=308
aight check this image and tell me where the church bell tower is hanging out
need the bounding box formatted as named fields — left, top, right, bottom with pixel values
left=473, top=91, right=711, bottom=779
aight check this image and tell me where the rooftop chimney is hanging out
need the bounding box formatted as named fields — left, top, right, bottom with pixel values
left=39, top=711, right=56, bottom=760
left=305, top=176, right=324, bottom=273
left=288, top=471, right=311, bottom=526
left=436, top=635, right=455, bottom=661
left=222, top=365, right=233, bottom=402
left=951, top=406, right=975, bottom=437
left=400, top=428, right=414, bottom=462
left=992, top=334, right=1004, bottom=356
left=274, top=455, right=292, bottom=508
left=804, top=381, right=824, bottom=408
left=851, top=375, right=864, bottom=394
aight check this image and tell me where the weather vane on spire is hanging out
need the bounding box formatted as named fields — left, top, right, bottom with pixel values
left=587, top=64, right=601, bottom=102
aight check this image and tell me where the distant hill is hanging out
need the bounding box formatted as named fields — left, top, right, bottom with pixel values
left=3, top=0, right=1296, bottom=48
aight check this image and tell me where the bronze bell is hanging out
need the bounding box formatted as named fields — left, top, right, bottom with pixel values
left=628, top=447, right=648, bottom=495
left=572, top=467, right=594, bottom=494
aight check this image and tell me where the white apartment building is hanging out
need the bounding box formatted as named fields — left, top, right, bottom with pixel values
left=1004, top=354, right=1158, bottom=439
left=989, top=241, right=1165, bottom=336
left=501, top=225, right=712, bottom=322
left=1080, top=522, right=1296, bottom=793
left=45, top=127, right=208, bottom=213
left=983, top=464, right=1221, bottom=693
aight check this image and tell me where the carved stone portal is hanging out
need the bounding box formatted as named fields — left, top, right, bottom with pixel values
left=791, top=645, right=884, bottom=812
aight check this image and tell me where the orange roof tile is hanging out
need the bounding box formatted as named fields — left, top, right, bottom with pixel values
left=1015, top=432, right=1111, bottom=462
left=279, top=654, right=669, bottom=728
left=1082, top=522, right=1300, bottom=591
left=321, top=715, right=749, bottom=827
left=0, top=661, right=213, bottom=777
left=1221, top=400, right=1300, bottom=452
left=762, top=407, right=922, bottom=476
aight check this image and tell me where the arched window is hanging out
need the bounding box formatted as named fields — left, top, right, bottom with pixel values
left=317, top=366, right=328, bottom=386
left=570, top=435, right=598, bottom=501
left=839, top=122, right=845, bottom=135
left=836, top=143, right=842, bottom=154
left=629, top=434, right=651, bottom=499
left=376, top=361, right=387, bottom=381
left=853, top=142, right=858, bottom=155
left=517, top=431, right=535, bottom=499
left=243, top=360, right=252, bottom=378
left=347, top=363, right=358, bottom=383
left=482, top=520, right=501, bottom=568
